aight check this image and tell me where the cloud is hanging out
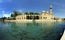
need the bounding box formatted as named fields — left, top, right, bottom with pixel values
left=1, top=10, right=12, bottom=17
left=3, top=14, right=11, bottom=17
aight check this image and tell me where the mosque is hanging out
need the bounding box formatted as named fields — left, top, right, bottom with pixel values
left=16, top=5, right=54, bottom=21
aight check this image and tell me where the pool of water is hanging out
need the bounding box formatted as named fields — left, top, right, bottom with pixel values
left=0, top=21, right=65, bottom=40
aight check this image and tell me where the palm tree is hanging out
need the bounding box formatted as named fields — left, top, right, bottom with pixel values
left=11, top=14, right=14, bottom=17
left=24, top=12, right=29, bottom=15
left=29, top=12, right=34, bottom=15
left=34, top=12, right=39, bottom=15
left=11, top=10, right=22, bottom=17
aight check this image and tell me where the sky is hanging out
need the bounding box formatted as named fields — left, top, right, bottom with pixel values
left=0, top=0, right=65, bottom=18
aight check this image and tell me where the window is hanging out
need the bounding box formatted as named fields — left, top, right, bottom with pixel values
left=43, top=17, right=47, bottom=19
left=24, top=17, right=25, bottom=19
left=51, top=18, right=53, bottom=19
left=22, top=17, right=23, bottom=19
left=19, top=18, right=21, bottom=20
left=17, top=18, right=21, bottom=20
left=41, top=17, right=42, bottom=19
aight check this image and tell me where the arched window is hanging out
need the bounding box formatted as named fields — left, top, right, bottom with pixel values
left=24, top=17, right=25, bottom=19
left=43, top=17, right=47, bottom=19
left=22, top=17, right=23, bottom=19
left=41, top=17, right=42, bottom=19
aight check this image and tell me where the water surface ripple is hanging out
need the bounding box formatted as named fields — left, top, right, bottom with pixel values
left=0, top=21, right=65, bottom=40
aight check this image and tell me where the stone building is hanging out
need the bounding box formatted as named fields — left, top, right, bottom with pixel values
left=39, top=11, right=54, bottom=20
left=16, top=5, right=54, bottom=20
left=16, top=15, right=26, bottom=20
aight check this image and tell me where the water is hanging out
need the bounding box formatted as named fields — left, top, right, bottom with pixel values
left=0, top=21, right=65, bottom=40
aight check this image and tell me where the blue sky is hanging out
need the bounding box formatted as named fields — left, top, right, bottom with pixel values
left=0, top=0, right=65, bottom=18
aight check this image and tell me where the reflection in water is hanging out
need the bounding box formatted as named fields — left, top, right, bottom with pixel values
left=0, top=21, right=65, bottom=40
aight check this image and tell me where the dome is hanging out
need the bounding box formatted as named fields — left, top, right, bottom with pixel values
left=42, top=10, right=46, bottom=12
left=46, top=11, right=49, bottom=13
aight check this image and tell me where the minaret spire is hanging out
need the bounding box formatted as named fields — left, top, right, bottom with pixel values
left=50, top=5, right=52, bottom=14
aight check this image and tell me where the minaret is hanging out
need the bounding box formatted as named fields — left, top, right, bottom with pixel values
left=50, top=5, right=52, bottom=14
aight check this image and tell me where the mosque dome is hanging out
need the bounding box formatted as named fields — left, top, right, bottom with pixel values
left=46, top=11, right=49, bottom=13
left=42, top=10, right=46, bottom=12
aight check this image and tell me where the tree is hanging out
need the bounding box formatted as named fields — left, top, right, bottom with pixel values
left=11, top=14, right=14, bottom=17
left=11, top=10, right=22, bottom=17
left=24, top=12, right=29, bottom=15
left=1, top=17, right=7, bottom=19
left=13, top=10, right=18, bottom=17
left=29, top=12, right=34, bottom=15
left=34, top=12, right=39, bottom=15
left=1, top=17, right=7, bottom=21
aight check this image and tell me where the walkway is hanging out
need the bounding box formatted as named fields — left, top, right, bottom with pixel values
left=60, top=30, right=65, bottom=40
